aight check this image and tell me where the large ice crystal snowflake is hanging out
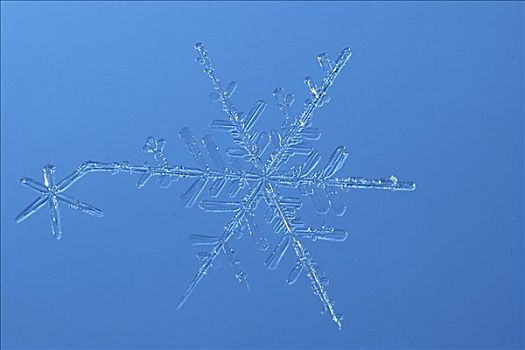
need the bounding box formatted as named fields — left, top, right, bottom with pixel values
left=16, top=43, right=415, bottom=329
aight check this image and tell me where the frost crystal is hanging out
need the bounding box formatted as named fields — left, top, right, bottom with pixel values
left=16, top=43, right=416, bottom=329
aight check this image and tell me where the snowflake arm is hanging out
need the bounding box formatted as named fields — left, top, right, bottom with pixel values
left=15, top=157, right=261, bottom=238
left=269, top=145, right=416, bottom=192
left=175, top=181, right=264, bottom=309
left=266, top=47, right=353, bottom=174
left=175, top=209, right=247, bottom=310
left=195, top=43, right=268, bottom=170
left=262, top=181, right=344, bottom=329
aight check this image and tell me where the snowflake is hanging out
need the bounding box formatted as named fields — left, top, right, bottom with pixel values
left=16, top=43, right=416, bottom=329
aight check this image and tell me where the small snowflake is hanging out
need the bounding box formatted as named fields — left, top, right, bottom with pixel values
left=17, top=43, right=415, bottom=329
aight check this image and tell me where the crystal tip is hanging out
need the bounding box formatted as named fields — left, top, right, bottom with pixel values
left=43, top=164, right=56, bottom=173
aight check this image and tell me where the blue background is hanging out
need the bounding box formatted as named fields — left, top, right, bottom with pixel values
left=1, top=2, right=523, bottom=349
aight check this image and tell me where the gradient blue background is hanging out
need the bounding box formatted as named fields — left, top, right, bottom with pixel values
left=1, top=2, right=523, bottom=349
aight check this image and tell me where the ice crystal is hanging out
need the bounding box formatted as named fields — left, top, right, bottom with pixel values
left=16, top=43, right=416, bottom=329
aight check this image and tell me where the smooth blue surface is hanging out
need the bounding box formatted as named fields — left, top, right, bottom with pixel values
left=1, top=2, right=523, bottom=349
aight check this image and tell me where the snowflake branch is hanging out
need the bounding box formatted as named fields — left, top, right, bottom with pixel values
left=16, top=160, right=262, bottom=237
left=54, top=160, right=261, bottom=192
left=266, top=47, right=353, bottom=174
left=263, top=182, right=343, bottom=329
left=270, top=174, right=416, bottom=191
left=194, top=43, right=267, bottom=171
left=176, top=181, right=264, bottom=309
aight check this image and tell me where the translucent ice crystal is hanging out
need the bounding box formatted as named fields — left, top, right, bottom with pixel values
left=16, top=43, right=416, bottom=329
